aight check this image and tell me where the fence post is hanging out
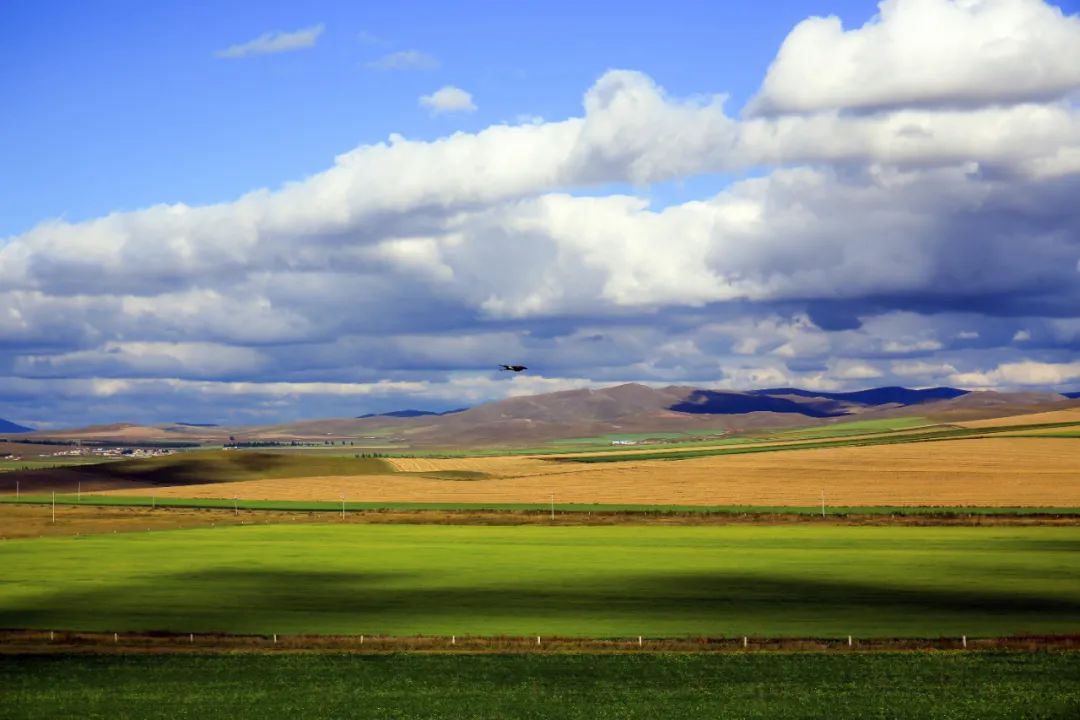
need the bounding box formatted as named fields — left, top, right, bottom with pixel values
left=848, top=635, right=853, bottom=647
left=743, top=636, right=748, bottom=648
left=962, top=635, right=967, bottom=648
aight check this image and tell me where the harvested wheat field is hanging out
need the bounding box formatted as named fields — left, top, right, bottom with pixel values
left=957, top=408, right=1080, bottom=429
left=94, top=437, right=1080, bottom=507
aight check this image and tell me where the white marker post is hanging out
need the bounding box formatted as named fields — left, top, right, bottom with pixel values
left=234, top=497, right=238, bottom=516
left=341, top=496, right=345, bottom=520
left=77, top=482, right=81, bottom=504
left=550, top=493, right=555, bottom=521
left=51, top=491, right=55, bottom=524
left=821, top=490, right=826, bottom=518
left=15, top=481, right=18, bottom=500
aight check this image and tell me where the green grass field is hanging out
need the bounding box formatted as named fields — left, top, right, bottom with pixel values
left=758, top=416, right=932, bottom=441
left=3, top=494, right=1078, bottom=515
left=2, top=652, right=1078, bottom=720
left=558, top=420, right=1080, bottom=463
left=1, top=524, right=1077, bottom=638
left=0, top=457, right=113, bottom=473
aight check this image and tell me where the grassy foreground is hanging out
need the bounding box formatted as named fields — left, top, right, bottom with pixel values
left=2, top=652, right=1078, bottom=719
left=1, top=524, right=1077, bottom=638
left=5, top=494, right=1078, bottom=515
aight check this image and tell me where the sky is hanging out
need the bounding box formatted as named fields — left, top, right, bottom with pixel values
left=2, top=0, right=1080, bottom=428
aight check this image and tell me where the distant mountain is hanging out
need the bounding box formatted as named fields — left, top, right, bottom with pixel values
left=173, top=422, right=221, bottom=427
left=357, top=408, right=468, bottom=419
left=671, top=391, right=848, bottom=417
left=756, top=386, right=968, bottom=406
left=19, top=384, right=1076, bottom=449
left=1064, top=391, right=1080, bottom=399
left=0, top=418, right=33, bottom=433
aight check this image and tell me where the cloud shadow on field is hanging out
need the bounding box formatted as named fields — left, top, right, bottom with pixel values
left=1, top=566, right=1078, bottom=637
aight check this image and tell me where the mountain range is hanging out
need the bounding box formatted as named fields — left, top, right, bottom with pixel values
left=0, top=418, right=33, bottom=433
left=6, top=384, right=1078, bottom=449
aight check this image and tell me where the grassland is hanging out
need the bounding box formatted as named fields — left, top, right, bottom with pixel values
left=81, top=437, right=1080, bottom=507
left=0, top=451, right=486, bottom=496
left=556, top=420, right=1080, bottom=463
left=4, top=494, right=1078, bottom=516
left=1, top=524, right=1077, bottom=638
left=0, top=457, right=113, bottom=473
left=3, top=652, right=1077, bottom=719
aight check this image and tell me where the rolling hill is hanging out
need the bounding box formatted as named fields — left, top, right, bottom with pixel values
left=13, top=384, right=1080, bottom=449
left=0, top=418, right=33, bottom=434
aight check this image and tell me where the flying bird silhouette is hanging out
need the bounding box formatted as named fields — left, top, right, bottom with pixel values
left=499, top=365, right=528, bottom=372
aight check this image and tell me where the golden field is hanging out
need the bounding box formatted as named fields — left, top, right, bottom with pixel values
left=957, top=409, right=1080, bottom=429
left=98, top=437, right=1080, bottom=507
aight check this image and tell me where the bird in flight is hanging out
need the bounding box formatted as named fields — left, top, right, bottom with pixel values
left=499, top=365, right=528, bottom=372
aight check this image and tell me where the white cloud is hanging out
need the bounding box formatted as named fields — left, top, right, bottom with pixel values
left=6, top=0, right=1080, bottom=424
left=830, top=359, right=884, bottom=380
left=1013, top=329, right=1032, bottom=341
left=366, top=49, right=439, bottom=70
left=882, top=338, right=945, bottom=353
left=215, top=24, right=324, bottom=59
left=891, top=360, right=959, bottom=377
left=16, top=342, right=266, bottom=379
left=949, top=360, right=1080, bottom=387
left=749, top=0, right=1080, bottom=114
left=419, top=86, right=477, bottom=114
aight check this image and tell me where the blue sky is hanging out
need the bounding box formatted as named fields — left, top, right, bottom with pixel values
left=1, top=0, right=880, bottom=236
left=2, top=0, right=1080, bottom=427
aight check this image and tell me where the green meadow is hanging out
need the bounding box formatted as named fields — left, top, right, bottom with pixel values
left=1, top=524, right=1077, bottom=638
left=2, top=494, right=1077, bottom=515
left=3, top=653, right=1078, bottom=720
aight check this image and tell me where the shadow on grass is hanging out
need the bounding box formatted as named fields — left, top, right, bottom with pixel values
left=2, top=567, right=1078, bottom=637
left=0, top=452, right=395, bottom=494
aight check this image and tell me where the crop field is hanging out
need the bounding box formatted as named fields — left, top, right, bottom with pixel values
left=0, top=451, right=487, bottom=496
left=3, top=652, right=1078, bottom=720
left=72, top=437, right=1080, bottom=507
left=754, top=416, right=933, bottom=440
left=1, top=524, right=1077, bottom=638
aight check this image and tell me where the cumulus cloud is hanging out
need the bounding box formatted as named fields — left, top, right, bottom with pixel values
left=5, top=0, right=1080, bottom=425
left=215, top=24, right=324, bottom=59
left=366, top=49, right=440, bottom=70
left=950, top=360, right=1080, bottom=387
left=749, top=0, right=1080, bottom=114
left=419, top=86, right=477, bottom=114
